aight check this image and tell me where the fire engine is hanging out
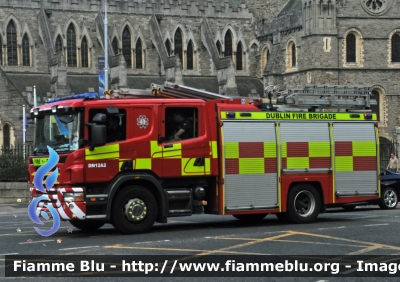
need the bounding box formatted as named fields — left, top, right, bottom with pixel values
left=28, top=82, right=386, bottom=234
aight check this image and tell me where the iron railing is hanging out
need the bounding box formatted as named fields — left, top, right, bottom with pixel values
left=0, top=144, right=33, bottom=181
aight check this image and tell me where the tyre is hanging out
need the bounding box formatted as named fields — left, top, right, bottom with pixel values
left=232, top=213, right=267, bottom=222
left=112, top=185, right=158, bottom=234
left=68, top=220, right=105, bottom=231
left=342, top=205, right=357, bottom=211
left=286, top=184, right=321, bottom=224
left=379, top=187, right=398, bottom=209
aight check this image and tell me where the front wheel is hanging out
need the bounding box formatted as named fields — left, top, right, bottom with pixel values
left=286, top=184, right=321, bottom=224
left=379, top=187, right=398, bottom=209
left=112, top=185, right=158, bottom=234
left=68, top=220, right=105, bottom=231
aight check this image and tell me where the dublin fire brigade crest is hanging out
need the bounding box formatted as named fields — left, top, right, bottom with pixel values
left=137, top=115, right=149, bottom=129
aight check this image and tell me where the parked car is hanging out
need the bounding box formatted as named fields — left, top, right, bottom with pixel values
left=340, top=167, right=399, bottom=211
left=379, top=167, right=399, bottom=209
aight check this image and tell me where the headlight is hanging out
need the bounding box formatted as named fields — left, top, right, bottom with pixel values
left=63, top=192, right=84, bottom=202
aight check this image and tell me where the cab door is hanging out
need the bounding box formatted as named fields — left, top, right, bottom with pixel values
left=159, top=103, right=211, bottom=178
left=84, top=107, right=127, bottom=183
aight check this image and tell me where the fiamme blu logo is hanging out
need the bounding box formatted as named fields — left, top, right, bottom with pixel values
left=27, top=146, right=61, bottom=236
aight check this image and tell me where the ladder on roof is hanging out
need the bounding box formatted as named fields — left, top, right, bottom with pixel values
left=266, top=84, right=377, bottom=110
left=150, top=81, right=229, bottom=100
left=113, top=81, right=229, bottom=101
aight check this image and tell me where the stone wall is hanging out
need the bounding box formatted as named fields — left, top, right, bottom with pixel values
left=0, top=182, right=31, bottom=204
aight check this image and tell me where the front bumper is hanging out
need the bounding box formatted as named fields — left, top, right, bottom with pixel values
left=30, top=187, right=87, bottom=220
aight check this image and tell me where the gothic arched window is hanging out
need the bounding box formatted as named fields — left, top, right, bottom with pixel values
left=291, top=42, right=296, bottom=67
left=22, top=34, right=30, bottom=66
left=3, top=124, right=10, bottom=148
left=0, top=36, right=2, bottom=65
left=7, top=20, right=17, bottom=66
left=236, top=42, right=243, bottom=70
left=67, top=23, right=77, bottom=67
left=55, top=35, right=63, bottom=53
left=174, top=29, right=183, bottom=64
left=112, top=37, right=119, bottom=55
left=346, top=33, right=356, bottom=63
left=81, top=36, right=88, bottom=68
left=122, top=27, right=132, bottom=68
left=391, top=33, right=400, bottom=63
left=371, top=90, right=380, bottom=121
left=224, top=31, right=232, bottom=58
left=165, top=39, right=171, bottom=56
left=135, top=38, right=142, bottom=69
left=187, top=40, right=194, bottom=70
left=216, top=41, right=222, bottom=57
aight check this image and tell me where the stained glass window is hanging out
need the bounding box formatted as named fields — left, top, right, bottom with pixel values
left=346, top=33, right=356, bottom=63
left=187, top=40, right=193, bottom=70
left=291, top=43, right=296, bottom=67
left=224, top=31, right=232, bottom=58
left=55, top=35, right=63, bottom=53
left=165, top=39, right=171, bottom=56
left=7, top=21, right=17, bottom=66
left=122, top=27, right=131, bottom=68
left=236, top=42, right=243, bottom=70
left=81, top=36, right=88, bottom=68
left=216, top=41, right=222, bottom=57
left=135, top=38, right=142, bottom=69
left=371, top=90, right=380, bottom=121
left=391, top=34, right=400, bottom=63
left=174, top=29, right=183, bottom=64
left=112, top=37, right=119, bottom=55
left=0, top=37, right=2, bottom=65
left=67, top=24, right=77, bottom=67
left=3, top=124, right=10, bottom=148
left=22, top=34, right=30, bottom=66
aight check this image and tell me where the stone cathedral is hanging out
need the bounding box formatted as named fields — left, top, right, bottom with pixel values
left=0, top=0, right=399, bottom=147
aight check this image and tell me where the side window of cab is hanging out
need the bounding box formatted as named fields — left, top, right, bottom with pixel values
left=89, top=109, right=126, bottom=143
left=165, top=107, right=198, bottom=142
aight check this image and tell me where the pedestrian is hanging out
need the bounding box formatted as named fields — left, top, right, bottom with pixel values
left=387, top=152, right=398, bottom=173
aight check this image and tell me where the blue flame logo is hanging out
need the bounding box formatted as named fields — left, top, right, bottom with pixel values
left=28, top=146, right=61, bottom=236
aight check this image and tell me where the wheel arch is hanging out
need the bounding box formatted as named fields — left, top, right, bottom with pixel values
left=379, top=185, right=399, bottom=209
left=283, top=181, right=324, bottom=212
left=106, top=172, right=167, bottom=223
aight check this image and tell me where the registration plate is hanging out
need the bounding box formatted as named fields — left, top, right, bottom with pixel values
left=32, top=158, right=49, bottom=166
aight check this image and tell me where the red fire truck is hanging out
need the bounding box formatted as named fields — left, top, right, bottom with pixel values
left=29, top=82, right=384, bottom=234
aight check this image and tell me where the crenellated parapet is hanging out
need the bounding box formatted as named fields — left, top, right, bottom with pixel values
left=0, top=0, right=252, bottom=18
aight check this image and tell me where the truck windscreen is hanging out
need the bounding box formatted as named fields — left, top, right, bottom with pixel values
left=33, top=112, right=82, bottom=154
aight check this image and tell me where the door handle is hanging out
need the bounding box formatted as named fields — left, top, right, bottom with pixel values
left=194, top=157, right=205, bottom=166
left=164, top=144, right=173, bottom=148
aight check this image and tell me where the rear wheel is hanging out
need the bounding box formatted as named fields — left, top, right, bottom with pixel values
left=68, top=220, right=105, bottom=231
left=286, top=184, right=321, bottom=224
left=112, top=185, right=158, bottom=234
left=232, top=214, right=267, bottom=222
left=379, top=187, right=398, bottom=209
